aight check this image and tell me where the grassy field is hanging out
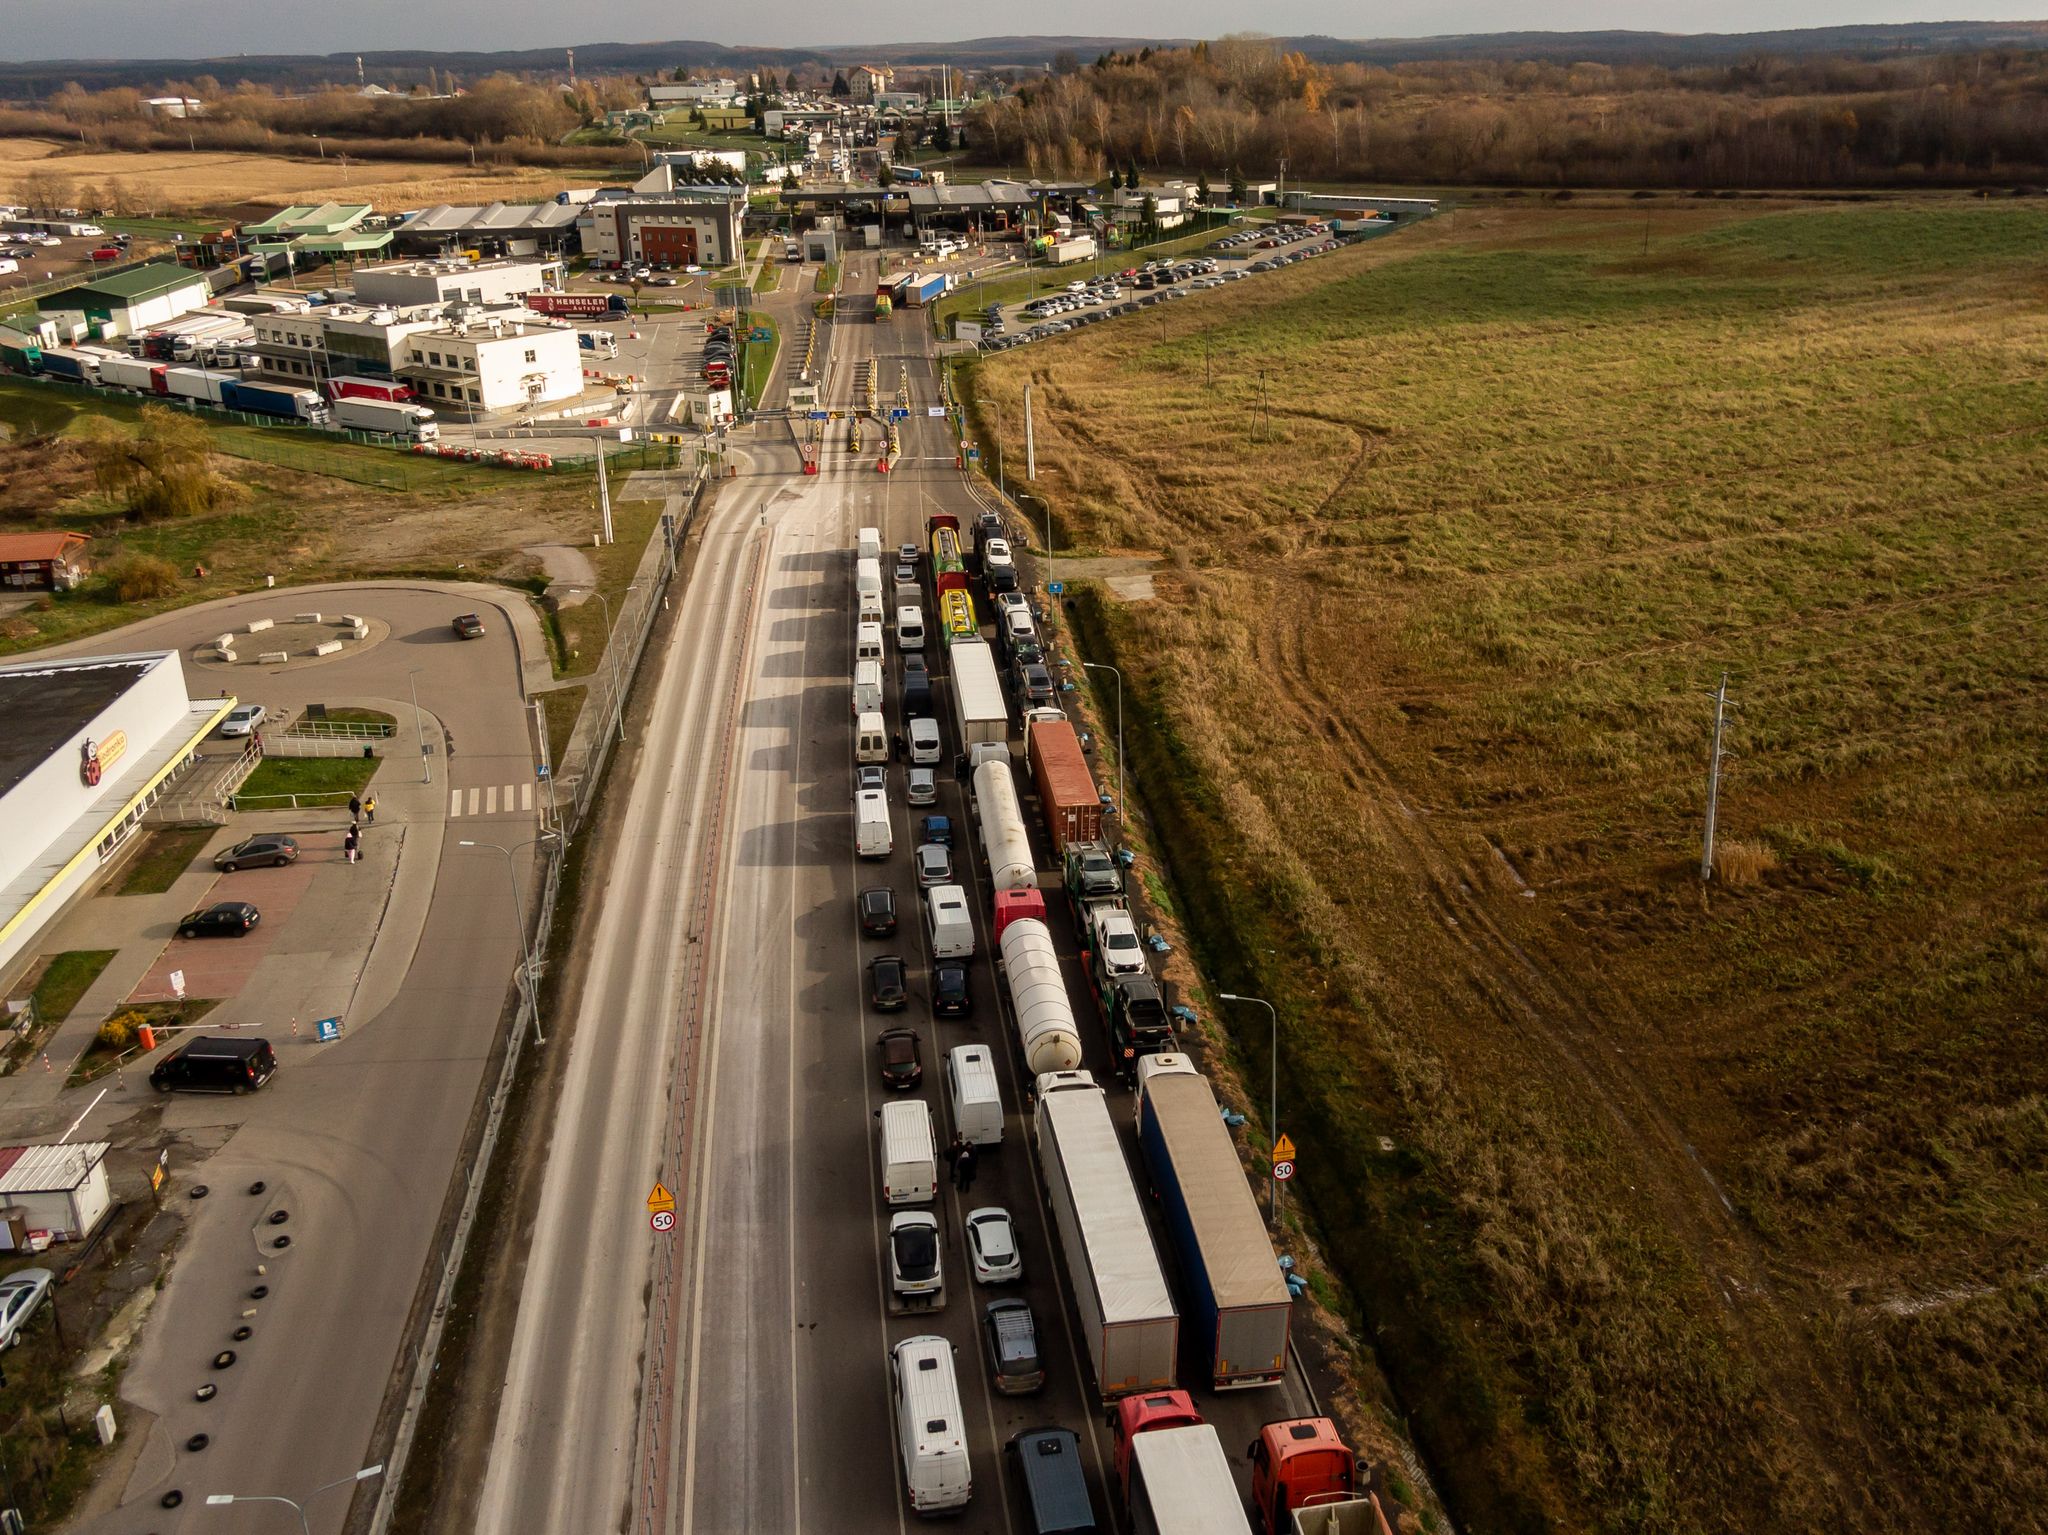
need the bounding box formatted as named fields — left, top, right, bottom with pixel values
left=235, top=755, right=381, bottom=806
left=971, top=197, right=2048, bottom=1535
left=113, top=826, right=214, bottom=894
left=29, top=950, right=116, bottom=1024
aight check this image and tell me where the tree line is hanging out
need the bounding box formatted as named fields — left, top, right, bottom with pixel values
left=965, top=35, right=2048, bottom=187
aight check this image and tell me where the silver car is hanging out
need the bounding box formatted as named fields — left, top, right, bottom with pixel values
left=906, top=767, right=937, bottom=806
left=915, top=843, right=952, bottom=888
left=0, top=1268, right=53, bottom=1349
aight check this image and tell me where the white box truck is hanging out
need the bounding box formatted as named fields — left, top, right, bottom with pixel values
left=1034, top=1070, right=1178, bottom=1397
left=926, top=884, right=974, bottom=960
left=949, top=639, right=1008, bottom=750
left=945, top=1044, right=1004, bottom=1147
left=334, top=396, right=438, bottom=441
left=880, top=1099, right=937, bottom=1206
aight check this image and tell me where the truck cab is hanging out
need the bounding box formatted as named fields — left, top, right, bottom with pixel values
left=1248, top=1418, right=1361, bottom=1535
left=1109, top=1389, right=1204, bottom=1497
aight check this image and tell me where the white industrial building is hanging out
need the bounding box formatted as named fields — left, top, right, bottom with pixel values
left=0, top=1143, right=112, bottom=1244
left=349, top=257, right=564, bottom=309
left=397, top=318, right=584, bottom=416
left=248, top=303, right=445, bottom=388
left=649, top=78, right=739, bottom=106
left=0, top=652, right=232, bottom=981
left=577, top=194, right=747, bottom=268
left=37, top=263, right=211, bottom=343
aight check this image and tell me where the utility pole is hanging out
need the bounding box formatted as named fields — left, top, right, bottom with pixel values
left=1701, top=671, right=1729, bottom=881
left=1023, top=382, right=1036, bottom=481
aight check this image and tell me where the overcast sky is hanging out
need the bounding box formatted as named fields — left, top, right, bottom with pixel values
left=2, top=1, right=2041, bottom=61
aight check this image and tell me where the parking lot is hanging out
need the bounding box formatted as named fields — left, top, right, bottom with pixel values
left=0, top=226, right=138, bottom=294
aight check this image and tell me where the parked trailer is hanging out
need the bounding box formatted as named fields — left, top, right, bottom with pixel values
left=950, top=639, right=1008, bottom=749
left=1128, top=1425, right=1255, bottom=1535
left=1034, top=1070, right=1178, bottom=1396
left=998, top=918, right=1082, bottom=1074
left=973, top=758, right=1037, bottom=891
left=221, top=379, right=327, bottom=422
left=1135, top=1055, right=1290, bottom=1389
left=1029, top=717, right=1105, bottom=852
left=1049, top=236, right=1099, bottom=265
left=334, top=397, right=439, bottom=441
left=163, top=366, right=236, bottom=404
left=524, top=290, right=628, bottom=317
left=324, top=375, right=416, bottom=404
left=904, top=272, right=949, bottom=307
left=95, top=354, right=167, bottom=394
left=36, top=347, right=102, bottom=384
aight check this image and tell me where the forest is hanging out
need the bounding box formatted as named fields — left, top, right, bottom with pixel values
left=965, top=37, right=2048, bottom=187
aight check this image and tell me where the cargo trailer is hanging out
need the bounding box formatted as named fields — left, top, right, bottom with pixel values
left=950, top=639, right=1008, bottom=749
left=1029, top=718, right=1104, bottom=852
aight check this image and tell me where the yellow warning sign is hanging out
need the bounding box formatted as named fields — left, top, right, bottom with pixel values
left=646, top=1182, right=676, bottom=1214
left=1272, top=1134, right=1297, bottom=1162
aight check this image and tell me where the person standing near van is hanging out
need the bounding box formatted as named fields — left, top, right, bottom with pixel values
left=953, top=1143, right=976, bottom=1192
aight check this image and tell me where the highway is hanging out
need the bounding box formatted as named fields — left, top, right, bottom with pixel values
left=478, top=252, right=1316, bottom=1535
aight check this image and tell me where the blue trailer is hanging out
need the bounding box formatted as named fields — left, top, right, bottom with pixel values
left=905, top=272, right=948, bottom=307
left=1134, top=1054, right=1290, bottom=1389
left=222, top=378, right=325, bottom=422
left=37, top=347, right=99, bottom=384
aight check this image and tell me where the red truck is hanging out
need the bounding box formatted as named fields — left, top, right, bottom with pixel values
left=1028, top=716, right=1103, bottom=851
left=1249, top=1417, right=1384, bottom=1535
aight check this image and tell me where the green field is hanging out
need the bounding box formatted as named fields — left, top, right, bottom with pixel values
left=972, top=198, right=2048, bottom=1535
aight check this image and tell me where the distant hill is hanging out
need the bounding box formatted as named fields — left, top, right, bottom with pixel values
left=2, top=22, right=2044, bottom=96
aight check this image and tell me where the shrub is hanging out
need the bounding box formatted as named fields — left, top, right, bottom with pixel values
left=97, top=1011, right=146, bottom=1050
left=1714, top=838, right=1780, bottom=886
left=100, top=553, right=179, bottom=603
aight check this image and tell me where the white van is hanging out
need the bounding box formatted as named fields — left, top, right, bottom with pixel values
left=858, top=526, right=882, bottom=563
left=859, top=592, right=885, bottom=628
left=854, top=659, right=884, bottom=715
left=856, top=710, right=889, bottom=765
left=856, top=788, right=892, bottom=858
left=857, top=556, right=884, bottom=602
left=909, top=717, right=942, bottom=765
left=855, top=621, right=885, bottom=664
left=945, top=1044, right=1004, bottom=1147
left=896, top=605, right=926, bottom=651
left=890, top=1334, right=972, bottom=1515
left=926, top=884, right=975, bottom=960
left=879, top=1099, right=937, bottom=1205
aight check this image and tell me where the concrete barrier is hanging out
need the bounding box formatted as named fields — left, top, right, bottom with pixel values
left=294, top=612, right=323, bottom=624
left=312, top=640, right=344, bottom=657
left=338, top=614, right=362, bottom=629
left=349, top=622, right=369, bottom=640
left=214, top=633, right=236, bottom=650
left=211, top=645, right=237, bottom=662
left=246, top=618, right=274, bottom=634
left=259, top=651, right=289, bottom=664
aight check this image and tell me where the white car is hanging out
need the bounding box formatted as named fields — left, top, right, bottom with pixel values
left=219, top=703, right=267, bottom=738
left=889, top=1211, right=943, bottom=1302
left=994, top=591, right=1031, bottom=619
left=965, top=1207, right=1022, bottom=1284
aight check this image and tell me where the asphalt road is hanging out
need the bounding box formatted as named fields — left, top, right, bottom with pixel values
left=31, top=585, right=544, bottom=1535
left=478, top=255, right=1317, bottom=1535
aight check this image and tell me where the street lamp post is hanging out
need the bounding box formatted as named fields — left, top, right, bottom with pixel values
left=205, top=1462, right=383, bottom=1535
left=407, top=668, right=431, bottom=785
left=1218, top=993, right=1282, bottom=1220
left=1080, top=660, right=1123, bottom=823
left=458, top=834, right=558, bottom=1045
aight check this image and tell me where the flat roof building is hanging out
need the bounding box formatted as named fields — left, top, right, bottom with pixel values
left=242, top=203, right=373, bottom=240
left=577, top=195, right=746, bottom=269
left=391, top=202, right=583, bottom=258
left=0, top=652, right=232, bottom=980
left=396, top=317, right=584, bottom=418
left=247, top=303, right=447, bottom=387
left=350, top=257, right=564, bottom=309
left=38, top=262, right=210, bottom=341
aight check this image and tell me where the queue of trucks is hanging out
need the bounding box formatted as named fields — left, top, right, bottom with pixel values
left=891, top=507, right=1393, bottom=1532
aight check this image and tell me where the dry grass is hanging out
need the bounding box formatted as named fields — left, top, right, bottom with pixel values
left=0, top=137, right=578, bottom=212
left=982, top=197, right=2048, bottom=1535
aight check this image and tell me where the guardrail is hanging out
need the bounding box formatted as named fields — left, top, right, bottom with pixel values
left=226, top=790, right=356, bottom=811
left=286, top=720, right=395, bottom=740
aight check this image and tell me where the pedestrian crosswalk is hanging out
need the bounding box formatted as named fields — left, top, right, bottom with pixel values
left=449, top=781, right=538, bottom=818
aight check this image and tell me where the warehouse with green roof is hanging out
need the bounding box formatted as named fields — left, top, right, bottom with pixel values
left=37, top=261, right=211, bottom=341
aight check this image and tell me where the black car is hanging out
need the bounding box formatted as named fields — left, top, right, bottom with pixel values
left=176, top=902, right=260, bottom=938
left=859, top=886, right=898, bottom=937
left=869, top=954, right=909, bottom=1011
left=213, top=834, right=299, bottom=872
left=932, top=961, right=973, bottom=1018
left=982, top=1298, right=1046, bottom=1395
left=876, top=1027, right=922, bottom=1089
left=151, top=1036, right=278, bottom=1095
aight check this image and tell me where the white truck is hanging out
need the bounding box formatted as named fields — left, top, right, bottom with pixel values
left=998, top=917, right=1082, bottom=1075
left=1127, top=1425, right=1254, bottom=1535
left=334, top=396, right=439, bottom=442
left=1034, top=1070, right=1178, bottom=1397
left=972, top=758, right=1036, bottom=891
left=949, top=639, right=1008, bottom=750
left=163, top=366, right=236, bottom=405
left=1049, top=235, right=1099, bottom=265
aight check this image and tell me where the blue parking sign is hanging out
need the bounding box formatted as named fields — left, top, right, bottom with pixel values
left=316, top=1017, right=343, bottom=1043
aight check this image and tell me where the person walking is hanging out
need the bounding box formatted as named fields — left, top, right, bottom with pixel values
left=954, top=1144, right=976, bottom=1193
left=892, top=732, right=906, bottom=762
left=343, top=827, right=360, bottom=865
left=363, top=794, right=377, bottom=825
left=348, top=794, right=362, bottom=822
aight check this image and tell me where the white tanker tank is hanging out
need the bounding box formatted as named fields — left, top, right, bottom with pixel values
left=973, top=758, right=1037, bottom=892
left=999, top=916, right=1083, bottom=1075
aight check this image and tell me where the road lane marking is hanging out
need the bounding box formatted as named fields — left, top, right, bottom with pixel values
left=485, top=784, right=499, bottom=814
left=522, top=781, right=535, bottom=812
left=450, top=790, right=464, bottom=818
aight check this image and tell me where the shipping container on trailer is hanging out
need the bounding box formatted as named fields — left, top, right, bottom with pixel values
left=1134, top=1055, right=1291, bottom=1389
left=1029, top=717, right=1105, bottom=852
left=1034, top=1070, right=1178, bottom=1397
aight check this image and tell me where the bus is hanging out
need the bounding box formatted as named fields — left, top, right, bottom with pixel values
left=941, top=589, right=978, bottom=646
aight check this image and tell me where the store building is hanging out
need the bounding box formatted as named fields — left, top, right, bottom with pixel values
left=396, top=318, right=584, bottom=416
left=0, top=652, right=232, bottom=980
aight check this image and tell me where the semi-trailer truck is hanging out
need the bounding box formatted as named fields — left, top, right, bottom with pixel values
left=950, top=639, right=1008, bottom=750
left=1127, top=1425, right=1254, bottom=1535
left=37, top=347, right=102, bottom=384
left=998, top=917, right=1082, bottom=1074
left=1033, top=1069, right=1177, bottom=1397
left=1248, top=1418, right=1375, bottom=1535
left=1135, top=1054, right=1290, bottom=1388
left=334, top=397, right=439, bottom=441
left=221, top=379, right=328, bottom=422
left=972, top=758, right=1036, bottom=891
left=163, top=366, right=236, bottom=405
left=524, top=290, right=629, bottom=317
left=96, top=355, right=168, bottom=394
left=1029, top=718, right=1105, bottom=852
